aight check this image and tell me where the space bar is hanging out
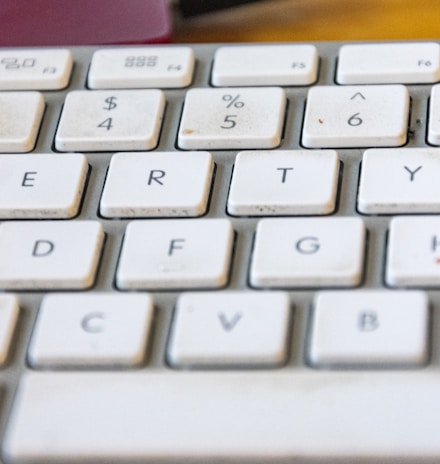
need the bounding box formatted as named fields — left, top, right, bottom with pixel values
left=4, top=371, right=440, bottom=463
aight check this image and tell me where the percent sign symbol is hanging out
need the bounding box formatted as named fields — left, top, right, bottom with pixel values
left=222, top=94, right=245, bottom=109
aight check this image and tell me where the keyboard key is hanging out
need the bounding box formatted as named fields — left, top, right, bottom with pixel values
left=358, top=148, right=440, bottom=214
left=337, top=42, right=440, bottom=84
left=28, top=293, right=154, bottom=368
left=386, top=216, right=440, bottom=287
left=308, top=291, right=429, bottom=367
left=88, top=47, right=194, bottom=89
left=250, top=217, right=365, bottom=287
left=0, top=49, right=72, bottom=90
left=211, top=44, right=318, bottom=86
left=100, top=152, right=213, bottom=218
left=55, top=90, right=165, bottom=152
left=116, top=219, right=234, bottom=289
left=427, top=84, right=440, bottom=145
left=302, top=85, right=409, bottom=148
left=0, top=295, right=19, bottom=366
left=0, top=221, right=104, bottom=290
left=177, top=87, right=286, bottom=150
left=227, top=150, right=339, bottom=216
left=167, top=292, right=290, bottom=367
left=0, top=92, right=44, bottom=153
left=0, top=154, right=88, bottom=218
left=6, top=371, right=440, bottom=462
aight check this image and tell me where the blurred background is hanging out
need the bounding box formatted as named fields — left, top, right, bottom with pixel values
left=1, top=0, right=439, bottom=47
left=172, top=0, right=440, bottom=43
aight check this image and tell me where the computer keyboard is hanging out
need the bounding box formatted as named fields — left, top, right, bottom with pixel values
left=1, top=41, right=440, bottom=463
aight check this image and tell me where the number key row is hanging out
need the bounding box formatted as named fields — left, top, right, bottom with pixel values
left=56, top=86, right=411, bottom=151
left=6, top=84, right=440, bottom=152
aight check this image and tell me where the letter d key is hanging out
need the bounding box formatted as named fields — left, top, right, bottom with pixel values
left=32, top=239, right=54, bottom=257
left=0, top=221, right=104, bottom=290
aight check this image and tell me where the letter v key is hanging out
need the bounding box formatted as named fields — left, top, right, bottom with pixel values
left=168, top=292, right=290, bottom=367
left=218, top=312, right=243, bottom=331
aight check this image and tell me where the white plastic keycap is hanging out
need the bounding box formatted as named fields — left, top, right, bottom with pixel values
left=100, top=151, right=213, bottom=217
left=212, top=44, right=318, bottom=86
left=0, top=49, right=72, bottom=90
left=250, top=217, right=365, bottom=287
left=386, top=216, right=440, bottom=287
left=168, top=292, right=290, bottom=367
left=55, top=90, right=165, bottom=152
left=178, top=87, right=286, bottom=150
left=0, top=221, right=104, bottom=289
left=309, top=290, right=429, bottom=367
left=302, top=85, right=409, bottom=148
left=117, top=219, right=233, bottom=289
left=427, top=84, right=440, bottom=145
left=28, top=293, right=154, bottom=368
left=337, top=42, right=440, bottom=84
left=227, top=150, right=339, bottom=215
left=0, top=154, right=88, bottom=218
left=88, top=47, right=195, bottom=89
left=6, top=371, right=440, bottom=462
left=0, top=92, right=44, bottom=153
left=358, top=148, right=440, bottom=213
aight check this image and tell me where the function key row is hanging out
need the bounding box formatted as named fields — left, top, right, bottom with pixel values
left=0, top=43, right=439, bottom=91
left=212, top=42, right=440, bottom=86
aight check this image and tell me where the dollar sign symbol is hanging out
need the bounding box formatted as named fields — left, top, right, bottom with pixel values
left=104, top=96, right=117, bottom=111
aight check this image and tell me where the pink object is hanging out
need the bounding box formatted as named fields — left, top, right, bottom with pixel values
left=0, top=0, right=172, bottom=46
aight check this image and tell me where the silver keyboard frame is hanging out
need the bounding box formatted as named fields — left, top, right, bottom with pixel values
left=1, top=41, right=440, bottom=464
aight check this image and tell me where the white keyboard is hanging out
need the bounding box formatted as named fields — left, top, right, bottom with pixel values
left=2, top=41, right=440, bottom=463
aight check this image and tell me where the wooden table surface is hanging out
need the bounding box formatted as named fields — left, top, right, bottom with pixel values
left=173, top=0, right=440, bottom=43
